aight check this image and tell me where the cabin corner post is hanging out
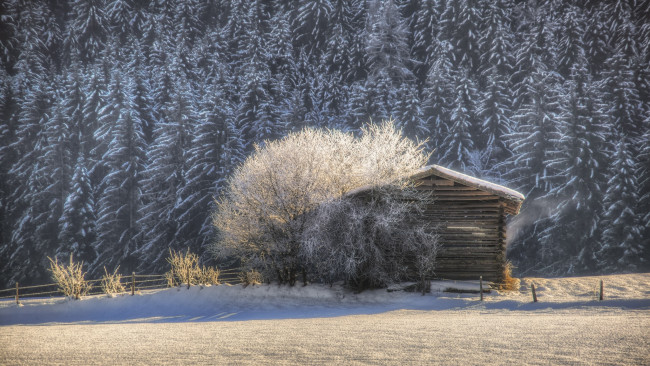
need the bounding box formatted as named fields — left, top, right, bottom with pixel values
left=496, top=203, right=507, bottom=284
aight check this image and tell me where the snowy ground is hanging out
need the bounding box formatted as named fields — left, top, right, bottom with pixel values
left=1, top=273, right=649, bottom=365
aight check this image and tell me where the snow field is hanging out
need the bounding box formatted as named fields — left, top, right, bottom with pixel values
left=1, top=273, right=649, bottom=365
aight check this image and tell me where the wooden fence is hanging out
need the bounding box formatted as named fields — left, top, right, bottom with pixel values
left=0, top=268, right=242, bottom=303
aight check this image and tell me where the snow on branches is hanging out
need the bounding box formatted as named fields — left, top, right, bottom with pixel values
left=212, top=121, right=434, bottom=288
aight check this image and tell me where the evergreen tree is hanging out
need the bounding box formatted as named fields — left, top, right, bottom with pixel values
left=169, top=82, right=232, bottom=270
left=439, top=73, right=477, bottom=171
left=411, top=0, right=442, bottom=82
left=538, top=64, right=609, bottom=274
left=138, top=75, right=196, bottom=273
left=394, top=82, right=427, bottom=141
left=422, top=40, right=455, bottom=158
left=58, top=153, right=97, bottom=265
left=510, top=11, right=556, bottom=110
left=556, top=5, right=587, bottom=79
left=477, top=71, right=512, bottom=162
left=504, top=66, right=562, bottom=274
left=365, top=0, right=413, bottom=84
left=478, top=0, right=514, bottom=80
left=602, top=50, right=644, bottom=148
left=4, top=74, right=54, bottom=285
left=92, top=72, right=146, bottom=276
left=599, top=135, right=644, bottom=272
left=68, top=0, right=108, bottom=64
left=293, top=0, right=332, bottom=58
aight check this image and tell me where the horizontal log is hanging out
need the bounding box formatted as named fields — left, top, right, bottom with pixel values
left=433, top=273, right=500, bottom=281
left=439, top=247, right=501, bottom=253
left=417, top=179, right=455, bottom=186
left=432, top=196, right=501, bottom=201
left=440, top=232, right=499, bottom=238
left=430, top=191, right=497, bottom=197
left=426, top=204, right=502, bottom=209
left=442, top=223, right=501, bottom=228
left=429, top=186, right=482, bottom=191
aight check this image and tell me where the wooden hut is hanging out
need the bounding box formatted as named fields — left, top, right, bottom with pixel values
left=409, top=165, right=525, bottom=283
left=349, top=165, right=524, bottom=283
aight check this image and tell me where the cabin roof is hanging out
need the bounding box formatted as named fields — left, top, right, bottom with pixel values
left=411, top=165, right=525, bottom=202
left=347, top=165, right=525, bottom=215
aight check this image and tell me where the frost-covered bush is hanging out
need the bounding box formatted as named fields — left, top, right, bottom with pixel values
left=100, top=266, right=125, bottom=295
left=213, top=121, right=430, bottom=285
left=302, top=186, right=439, bottom=292
left=166, top=249, right=220, bottom=286
left=239, top=269, right=263, bottom=287
left=48, top=255, right=92, bottom=299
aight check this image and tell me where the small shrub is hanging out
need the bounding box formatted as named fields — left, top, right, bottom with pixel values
left=167, top=248, right=199, bottom=285
left=239, top=269, right=262, bottom=287
left=166, top=248, right=220, bottom=286
left=196, top=266, right=220, bottom=285
left=48, top=254, right=92, bottom=299
left=101, top=266, right=125, bottom=295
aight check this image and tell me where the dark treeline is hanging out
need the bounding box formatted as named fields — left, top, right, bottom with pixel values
left=0, top=0, right=649, bottom=287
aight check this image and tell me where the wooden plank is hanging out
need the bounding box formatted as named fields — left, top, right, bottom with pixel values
left=418, top=178, right=455, bottom=186
left=431, top=191, right=497, bottom=197
left=433, top=196, right=501, bottom=201
left=429, top=186, right=482, bottom=191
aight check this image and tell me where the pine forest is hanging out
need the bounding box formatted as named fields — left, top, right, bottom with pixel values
left=0, top=0, right=649, bottom=287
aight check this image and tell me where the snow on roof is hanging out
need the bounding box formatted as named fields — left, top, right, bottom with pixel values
left=412, top=165, right=525, bottom=202
left=346, top=165, right=525, bottom=206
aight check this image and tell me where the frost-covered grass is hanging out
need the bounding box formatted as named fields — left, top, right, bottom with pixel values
left=1, top=274, right=649, bottom=365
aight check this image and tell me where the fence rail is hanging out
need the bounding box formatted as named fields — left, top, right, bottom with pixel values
left=0, top=269, right=243, bottom=303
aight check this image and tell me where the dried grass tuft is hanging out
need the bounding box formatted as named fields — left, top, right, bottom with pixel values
left=166, top=248, right=220, bottom=286
left=101, top=266, right=125, bottom=295
left=497, top=261, right=520, bottom=291
left=48, top=254, right=91, bottom=299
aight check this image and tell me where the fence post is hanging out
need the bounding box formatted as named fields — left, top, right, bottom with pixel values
left=131, top=272, right=135, bottom=296
left=187, top=267, right=190, bottom=290
left=599, top=280, right=603, bottom=301
left=480, top=276, right=483, bottom=301
left=531, top=283, right=538, bottom=302
left=15, top=282, right=19, bottom=304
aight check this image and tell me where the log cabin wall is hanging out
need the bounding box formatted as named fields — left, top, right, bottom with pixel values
left=415, top=175, right=511, bottom=282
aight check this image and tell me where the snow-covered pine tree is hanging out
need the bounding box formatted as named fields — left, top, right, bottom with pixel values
left=92, top=72, right=146, bottom=276
left=138, top=74, right=195, bottom=273
left=365, top=0, right=413, bottom=84
left=0, top=68, right=18, bottom=271
left=556, top=5, right=587, bottom=79
left=67, top=0, right=107, bottom=64
left=599, top=134, right=644, bottom=272
left=394, top=82, right=427, bottom=141
left=323, top=0, right=356, bottom=81
left=584, top=3, right=611, bottom=76
left=58, top=153, right=97, bottom=265
left=478, top=0, right=514, bottom=82
left=504, top=64, right=562, bottom=275
left=450, top=0, right=482, bottom=76
left=602, top=50, right=644, bottom=150
left=439, top=72, right=477, bottom=171
left=477, top=70, right=512, bottom=164
left=60, top=65, right=86, bottom=162
left=128, top=46, right=156, bottom=145
left=510, top=9, right=556, bottom=111
left=170, top=81, right=232, bottom=271
left=538, top=63, right=609, bottom=274
left=293, top=0, right=332, bottom=59
left=4, top=73, right=54, bottom=285
left=411, top=0, right=442, bottom=83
